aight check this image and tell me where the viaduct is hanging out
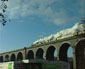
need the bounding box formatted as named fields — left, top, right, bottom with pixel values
left=0, top=31, right=85, bottom=69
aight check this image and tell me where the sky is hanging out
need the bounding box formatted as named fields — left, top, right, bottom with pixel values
left=0, top=0, right=84, bottom=57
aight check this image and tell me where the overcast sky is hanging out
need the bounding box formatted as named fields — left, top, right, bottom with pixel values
left=0, top=0, right=84, bottom=57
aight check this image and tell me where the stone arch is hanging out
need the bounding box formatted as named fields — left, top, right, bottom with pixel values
left=5, top=55, right=9, bottom=62
left=59, top=43, right=72, bottom=62
left=0, top=56, right=3, bottom=62
left=27, top=50, right=34, bottom=59
left=75, top=39, right=85, bottom=69
left=46, top=46, right=56, bottom=61
left=10, top=54, right=16, bottom=61
left=17, top=52, right=23, bottom=61
left=36, top=48, right=44, bottom=59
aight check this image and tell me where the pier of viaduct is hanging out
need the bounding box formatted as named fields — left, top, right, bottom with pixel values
left=0, top=32, right=85, bottom=69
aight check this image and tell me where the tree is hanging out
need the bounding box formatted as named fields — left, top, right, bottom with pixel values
left=0, top=0, right=8, bottom=26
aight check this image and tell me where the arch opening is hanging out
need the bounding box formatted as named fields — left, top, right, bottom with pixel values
left=59, top=43, right=70, bottom=62
left=27, top=50, right=34, bottom=59
left=59, top=43, right=73, bottom=69
left=17, top=52, right=23, bottom=61
left=46, top=46, right=56, bottom=61
left=0, top=56, right=3, bottom=62
left=10, top=54, right=16, bottom=61
left=5, top=55, right=9, bottom=62
left=76, top=39, right=85, bottom=69
left=59, top=43, right=73, bottom=62
left=36, top=48, right=44, bottom=59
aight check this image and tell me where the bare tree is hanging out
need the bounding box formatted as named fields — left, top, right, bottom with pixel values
left=0, top=0, right=8, bottom=26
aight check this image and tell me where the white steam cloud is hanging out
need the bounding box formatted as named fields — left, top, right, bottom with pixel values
left=32, top=23, right=85, bottom=45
